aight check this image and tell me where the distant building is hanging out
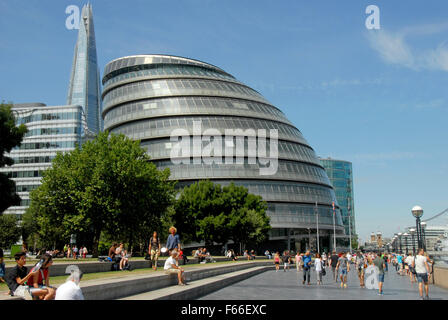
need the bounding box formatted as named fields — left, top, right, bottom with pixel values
left=0, top=103, right=86, bottom=217
left=319, top=158, right=356, bottom=239
left=66, top=3, right=102, bottom=133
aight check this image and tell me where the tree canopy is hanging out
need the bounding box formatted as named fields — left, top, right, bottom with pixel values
left=0, top=214, right=21, bottom=248
left=27, top=131, right=175, bottom=256
left=0, top=103, right=28, bottom=213
left=173, top=180, right=271, bottom=250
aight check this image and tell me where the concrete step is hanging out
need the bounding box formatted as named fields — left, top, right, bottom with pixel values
left=120, top=265, right=272, bottom=300
left=81, top=261, right=271, bottom=300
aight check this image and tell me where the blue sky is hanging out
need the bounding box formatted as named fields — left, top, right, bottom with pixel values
left=1, top=0, right=447, bottom=243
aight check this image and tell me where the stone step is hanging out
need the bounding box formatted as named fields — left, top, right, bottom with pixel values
left=81, top=260, right=271, bottom=300
left=120, top=265, right=272, bottom=300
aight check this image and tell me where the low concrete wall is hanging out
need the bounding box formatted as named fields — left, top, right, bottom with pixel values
left=433, top=265, right=448, bottom=289
left=4, top=256, right=251, bottom=277
left=82, top=261, right=271, bottom=300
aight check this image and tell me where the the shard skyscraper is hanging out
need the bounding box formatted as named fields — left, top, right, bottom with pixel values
left=67, top=3, right=102, bottom=133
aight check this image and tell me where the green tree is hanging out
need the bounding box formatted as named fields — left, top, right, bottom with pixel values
left=28, top=131, right=175, bottom=256
left=173, top=180, right=226, bottom=246
left=222, top=183, right=271, bottom=252
left=173, top=181, right=271, bottom=250
left=0, top=103, right=28, bottom=214
left=0, top=214, right=21, bottom=248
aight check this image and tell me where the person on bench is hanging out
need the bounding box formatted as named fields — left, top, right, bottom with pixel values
left=28, top=253, right=56, bottom=300
left=6, top=252, right=51, bottom=300
left=164, top=250, right=186, bottom=286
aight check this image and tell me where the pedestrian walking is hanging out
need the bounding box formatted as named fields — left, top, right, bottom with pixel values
left=396, top=253, right=404, bottom=275
left=329, top=251, right=339, bottom=283
left=149, top=231, right=161, bottom=270
left=406, top=253, right=416, bottom=283
left=336, top=252, right=350, bottom=288
left=274, top=252, right=280, bottom=272
left=373, top=252, right=386, bottom=295
left=412, top=248, right=431, bottom=300
left=355, top=251, right=366, bottom=288
left=302, top=251, right=312, bottom=285
left=282, top=251, right=290, bottom=272
left=315, top=253, right=323, bottom=285
left=295, top=252, right=302, bottom=272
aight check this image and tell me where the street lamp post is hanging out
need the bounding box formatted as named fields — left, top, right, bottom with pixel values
left=348, top=197, right=352, bottom=254
left=410, top=228, right=416, bottom=255
left=332, top=201, right=336, bottom=252
left=403, top=233, right=409, bottom=254
left=398, top=233, right=402, bottom=254
left=412, top=206, right=424, bottom=250
left=421, top=222, right=427, bottom=251
left=315, top=201, right=320, bottom=254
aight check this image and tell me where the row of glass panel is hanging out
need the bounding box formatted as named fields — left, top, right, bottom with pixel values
left=102, top=78, right=268, bottom=107
left=140, top=137, right=319, bottom=165
left=16, top=184, right=40, bottom=193
left=12, top=155, right=56, bottom=164
left=267, top=203, right=344, bottom=226
left=110, top=116, right=307, bottom=146
left=154, top=160, right=331, bottom=186
left=103, top=96, right=289, bottom=126
left=103, top=64, right=237, bottom=89
left=6, top=170, right=43, bottom=178
left=17, top=112, right=82, bottom=125
left=24, top=126, right=81, bottom=138
left=13, top=141, right=77, bottom=151
left=104, top=56, right=227, bottom=79
left=204, top=180, right=334, bottom=204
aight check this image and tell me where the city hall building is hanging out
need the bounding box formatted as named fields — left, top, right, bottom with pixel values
left=101, top=54, right=345, bottom=252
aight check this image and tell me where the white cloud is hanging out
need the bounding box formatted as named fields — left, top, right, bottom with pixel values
left=367, top=22, right=448, bottom=72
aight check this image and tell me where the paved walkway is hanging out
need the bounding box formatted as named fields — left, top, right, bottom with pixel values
left=200, top=264, right=448, bottom=300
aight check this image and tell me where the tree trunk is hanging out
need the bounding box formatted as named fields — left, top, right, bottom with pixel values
left=92, top=229, right=101, bottom=258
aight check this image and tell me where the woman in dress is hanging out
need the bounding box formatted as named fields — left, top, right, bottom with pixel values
left=315, top=253, right=323, bottom=285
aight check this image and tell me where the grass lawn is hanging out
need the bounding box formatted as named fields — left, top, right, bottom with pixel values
left=0, top=259, right=254, bottom=293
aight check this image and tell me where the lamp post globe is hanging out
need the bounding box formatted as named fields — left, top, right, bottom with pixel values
left=412, top=205, right=424, bottom=250
left=412, top=206, right=423, bottom=218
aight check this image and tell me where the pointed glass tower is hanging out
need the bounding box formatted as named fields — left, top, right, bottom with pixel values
left=67, top=3, right=102, bottom=133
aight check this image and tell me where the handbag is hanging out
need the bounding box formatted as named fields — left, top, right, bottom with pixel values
left=322, top=267, right=326, bottom=276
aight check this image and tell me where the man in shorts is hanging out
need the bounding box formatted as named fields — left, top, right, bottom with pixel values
left=336, top=252, right=350, bottom=288
left=413, top=248, right=431, bottom=300
left=373, top=252, right=386, bottom=295
left=6, top=252, right=48, bottom=300
left=164, top=250, right=186, bottom=285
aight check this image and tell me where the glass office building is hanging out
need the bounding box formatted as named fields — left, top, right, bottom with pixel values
left=102, top=54, right=345, bottom=251
left=0, top=103, right=85, bottom=217
left=319, top=158, right=356, bottom=239
left=66, top=3, right=102, bottom=133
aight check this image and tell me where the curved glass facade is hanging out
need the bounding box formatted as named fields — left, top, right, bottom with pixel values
left=102, top=54, right=344, bottom=239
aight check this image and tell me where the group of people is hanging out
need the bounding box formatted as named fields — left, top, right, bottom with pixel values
left=5, top=251, right=84, bottom=300
left=108, top=243, right=131, bottom=271
left=391, top=249, right=433, bottom=299
left=194, top=248, right=215, bottom=263
left=63, top=245, right=88, bottom=259
left=269, top=248, right=434, bottom=299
